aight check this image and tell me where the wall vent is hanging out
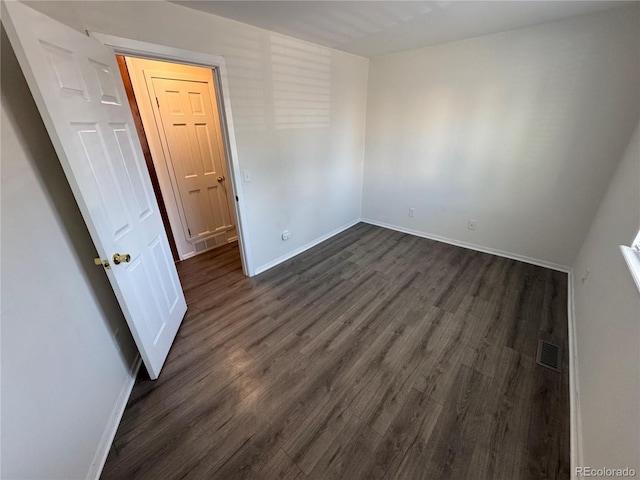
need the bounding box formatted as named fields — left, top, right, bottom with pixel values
left=192, top=231, right=229, bottom=255
left=536, top=340, right=561, bottom=372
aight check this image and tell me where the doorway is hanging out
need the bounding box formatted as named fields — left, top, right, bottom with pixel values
left=118, top=56, right=238, bottom=262
left=90, top=32, right=255, bottom=276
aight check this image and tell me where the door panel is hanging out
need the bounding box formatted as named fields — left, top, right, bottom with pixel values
left=112, top=123, right=154, bottom=221
left=2, top=1, right=187, bottom=379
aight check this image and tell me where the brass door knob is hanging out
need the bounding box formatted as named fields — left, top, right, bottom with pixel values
left=217, top=176, right=225, bottom=182
left=112, top=253, right=131, bottom=265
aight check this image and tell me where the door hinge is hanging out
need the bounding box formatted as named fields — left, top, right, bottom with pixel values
left=156, top=97, right=160, bottom=108
left=235, top=195, right=239, bottom=202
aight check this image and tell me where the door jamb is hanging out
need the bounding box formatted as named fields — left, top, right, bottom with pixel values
left=116, top=56, right=180, bottom=262
left=90, top=32, right=255, bottom=277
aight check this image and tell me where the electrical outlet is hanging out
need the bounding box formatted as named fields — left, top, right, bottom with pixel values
left=409, top=208, right=415, bottom=218
left=282, top=230, right=290, bottom=241
left=467, top=219, right=477, bottom=231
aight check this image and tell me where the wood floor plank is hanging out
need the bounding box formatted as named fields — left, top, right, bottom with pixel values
left=421, top=365, right=494, bottom=480
left=307, top=408, right=382, bottom=480
left=281, top=392, right=354, bottom=474
left=524, top=363, right=571, bottom=479
left=365, top=387, right=442, bottom=479
left=381, top=397, right=442, bottom=480
left=101, top=223, right=570, bottom=480
left=467, top=347, right=535, bottom=480
left=260, top=448, right=306, bottom=480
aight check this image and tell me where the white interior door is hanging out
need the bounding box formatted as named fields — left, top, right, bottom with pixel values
left=150, top=75, right=235, bottom=242
left=2, top=1, right=187, bottom=379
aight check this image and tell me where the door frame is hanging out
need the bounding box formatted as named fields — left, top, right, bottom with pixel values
left=91, top=32, right=255, bottom=276
left=116, top=56, right=181, bottom=262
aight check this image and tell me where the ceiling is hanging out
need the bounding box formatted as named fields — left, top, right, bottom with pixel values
left=173, top=1, right=634, bottom=57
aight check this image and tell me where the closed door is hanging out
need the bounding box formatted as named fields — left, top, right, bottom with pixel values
left=2, top=1, right=187, bottom=379
left=152, top=76, right=234, bottom=243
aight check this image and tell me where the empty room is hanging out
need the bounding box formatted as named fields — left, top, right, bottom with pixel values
left=1, top=1, right=639, bottom=479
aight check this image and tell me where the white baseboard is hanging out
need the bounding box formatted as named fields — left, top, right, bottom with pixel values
left=181, top=251, right=197, bottom=261
left=88, top=355, right=142, bottom=480
left=361, top=218, right=571, bottom=273
left=567, top=272, right=583, bottom=478
left=254, top=219, right=361, bottom=275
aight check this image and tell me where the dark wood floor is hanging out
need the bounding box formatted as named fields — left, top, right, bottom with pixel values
left=102, top=223, right=570, bottom=480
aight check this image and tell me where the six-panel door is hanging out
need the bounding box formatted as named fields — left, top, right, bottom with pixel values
left=2, top=1, right=187, bottom=379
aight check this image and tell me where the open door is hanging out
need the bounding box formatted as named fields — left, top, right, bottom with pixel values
left=2, top=1, right=187, bottom=379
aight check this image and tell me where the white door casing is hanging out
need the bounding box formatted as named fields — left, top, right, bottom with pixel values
left=2, top=1, right=187, bottom=379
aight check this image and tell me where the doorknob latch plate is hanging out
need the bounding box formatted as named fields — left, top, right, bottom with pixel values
left=94, top=257, right=111, bottom=270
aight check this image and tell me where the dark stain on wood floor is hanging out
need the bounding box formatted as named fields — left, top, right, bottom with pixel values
left=101, top=223, right=570, bottom=479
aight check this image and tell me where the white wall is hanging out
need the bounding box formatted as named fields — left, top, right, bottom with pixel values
left=26, top=0, right=369, bottom=273
left=362, top=6, right=640, bottom=268
left=572, top=121, right=640, bottom=473
left=1, top=27, right=138, bottom=479
left=1, top=2, right=367, bottom=478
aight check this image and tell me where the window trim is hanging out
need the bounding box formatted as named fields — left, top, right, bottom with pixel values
left=620, top=230, right=640, bottom=293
